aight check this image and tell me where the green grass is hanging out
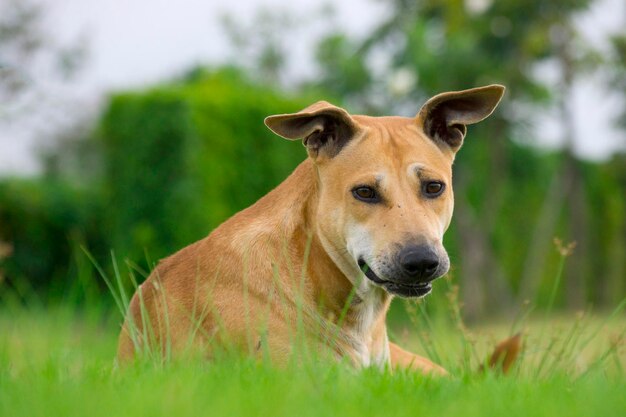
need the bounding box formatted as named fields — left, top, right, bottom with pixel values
left=2, top=246, right=624, bottom=416
left=1, top=305, right=624, bottom=417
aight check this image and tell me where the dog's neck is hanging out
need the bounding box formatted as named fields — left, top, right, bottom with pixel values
left=249, top=158, right=392, bottom=366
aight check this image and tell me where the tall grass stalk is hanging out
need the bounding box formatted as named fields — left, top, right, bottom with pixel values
left=533, top=239, right=574, bottom=378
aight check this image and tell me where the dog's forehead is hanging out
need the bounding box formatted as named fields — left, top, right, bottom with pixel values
left=352, top=114, right=416, bottom=127
left=342, top=115, right=453, bottom=177
left=351, top=115, right=430, bottom=149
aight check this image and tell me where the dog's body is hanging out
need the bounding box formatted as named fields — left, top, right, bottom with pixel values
left=118, top=85, right=507, bottom=374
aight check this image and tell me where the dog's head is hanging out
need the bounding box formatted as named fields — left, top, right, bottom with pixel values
left=265, top=85, right=504, bottom=298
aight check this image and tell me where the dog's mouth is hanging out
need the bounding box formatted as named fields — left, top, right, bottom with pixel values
left=357, top=258, right=432, bottom=298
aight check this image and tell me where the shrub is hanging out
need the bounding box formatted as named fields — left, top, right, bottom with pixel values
left=99, top=68, right=312, bottom=264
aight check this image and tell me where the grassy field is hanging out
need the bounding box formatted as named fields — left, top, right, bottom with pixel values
left=1, top=303, right=624, bottom=417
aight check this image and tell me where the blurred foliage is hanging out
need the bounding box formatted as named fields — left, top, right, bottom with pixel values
left=0, top=0, right=87, bottom=119
left=0, top=69, right=313, bottom=298
left=315, top=34, right=372, bottom=97
left=100, top=68, right=312, bottom=263
left=0, top=0, right=624, bottom=318
left=611, top=34, right=626, bottom=131
left=0, top=178, right=107, bottom=299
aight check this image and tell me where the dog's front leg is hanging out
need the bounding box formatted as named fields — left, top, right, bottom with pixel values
left=389, top=342, right=448, bottom=376
left=389, top=334, right=522, bottom=376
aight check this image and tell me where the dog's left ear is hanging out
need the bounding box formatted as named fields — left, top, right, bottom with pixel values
left=264, top=101, right=359, bottom=159
left=417, top=84, right=505, bottom=152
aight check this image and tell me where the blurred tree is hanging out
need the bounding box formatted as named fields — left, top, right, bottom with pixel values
left=602, top=33, right=626, bottom=305
left=0, top=0, right=87, bottom=120
left=550, top=22, right=598, bottom=308
left=38, top=115, right=103, bottom=185
left=314, top=34, right=371, bottom=101
left=220, top=8, right=291, bottom=88
left=611, top=34, right=626, bottom=132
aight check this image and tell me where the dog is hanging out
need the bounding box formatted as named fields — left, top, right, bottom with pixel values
left=117, top=84, right=519, bottom=374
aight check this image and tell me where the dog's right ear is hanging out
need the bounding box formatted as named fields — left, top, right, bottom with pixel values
left=264, top=101, right=358, bottom=159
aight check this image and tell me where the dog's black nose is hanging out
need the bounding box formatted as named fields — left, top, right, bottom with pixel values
left=398, top=245, right=439, bottom=281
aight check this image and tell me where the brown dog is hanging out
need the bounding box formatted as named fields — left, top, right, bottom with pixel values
left=118, top=85, right=513, bottom=374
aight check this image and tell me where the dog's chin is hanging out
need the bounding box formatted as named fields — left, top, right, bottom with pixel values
left=357, top=259, right=432, bottom=298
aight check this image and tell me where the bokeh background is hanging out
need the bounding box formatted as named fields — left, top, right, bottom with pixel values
left=1, top=0, right=625, bottom=320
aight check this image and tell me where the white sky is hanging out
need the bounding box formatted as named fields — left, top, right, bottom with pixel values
left=0, top=0, right=624, bottom=174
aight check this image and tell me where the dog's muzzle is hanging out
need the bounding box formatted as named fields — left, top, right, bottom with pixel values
left=357, top=245, right=446, bottom=298
left=357, top=259, right=432, bottom=298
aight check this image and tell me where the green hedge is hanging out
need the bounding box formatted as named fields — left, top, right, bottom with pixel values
left=100, top=69, right=311, bottom=264
left=0, top=69, right=313, bottom=298
left=0, top=179, right=107, bottom=299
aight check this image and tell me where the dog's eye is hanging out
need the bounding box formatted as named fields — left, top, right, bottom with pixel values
left=423, top=181, right=445, bottom=198
left=352, top=186, right=379, bottom=203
